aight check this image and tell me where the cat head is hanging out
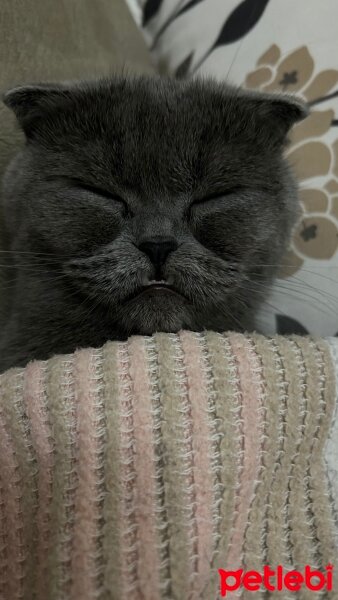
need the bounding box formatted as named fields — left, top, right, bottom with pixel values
left=2, top=75, right=308, bottom=337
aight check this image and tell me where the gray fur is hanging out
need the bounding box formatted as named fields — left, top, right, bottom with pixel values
left=0, top=74, right=308, bottom=372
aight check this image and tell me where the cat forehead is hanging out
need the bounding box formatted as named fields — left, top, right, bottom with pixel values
left=61, top=79, right=238, bottom=125
left=4, top=76, right=308, bottom=147
left=73, top=77, right=234, bottom=106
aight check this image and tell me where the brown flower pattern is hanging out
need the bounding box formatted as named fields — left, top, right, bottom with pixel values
left=244, top=45, right=338, bottom=277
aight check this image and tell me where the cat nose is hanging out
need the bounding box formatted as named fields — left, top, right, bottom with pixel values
left=138, top=237, right=178, bottom=268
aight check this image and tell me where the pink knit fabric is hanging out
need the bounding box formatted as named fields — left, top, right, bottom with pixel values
left=129, top=336, right=161, bottom=600
left=23, top=362, right=54, bottom=600
left=0, top=383, right=24, bottom=599
left=0, top=332, right=336, bottom=599
left=118, top=343, right=139, bottom=597
left=179, top=331, right=214, bottom=598
left=71, top=349, right=101, bottom=599
left=226, top=334, right=264, bottom=597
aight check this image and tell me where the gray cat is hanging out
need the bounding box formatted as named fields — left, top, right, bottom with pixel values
left=0, top=75, right=307, bottom=372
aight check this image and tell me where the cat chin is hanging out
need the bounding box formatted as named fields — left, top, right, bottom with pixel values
left=124, top=287, right=190, bottom=304
left=115, top=296, right=195, bottom=336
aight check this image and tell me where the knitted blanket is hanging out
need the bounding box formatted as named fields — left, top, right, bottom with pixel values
left=0, top=331, right=337, bottom=600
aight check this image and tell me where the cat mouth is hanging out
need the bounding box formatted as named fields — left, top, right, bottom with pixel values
left=125, top=279, right=188, bottom=302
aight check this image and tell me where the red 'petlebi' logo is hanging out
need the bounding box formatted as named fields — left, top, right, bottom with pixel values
left=219, top=565, right=334, bottom=596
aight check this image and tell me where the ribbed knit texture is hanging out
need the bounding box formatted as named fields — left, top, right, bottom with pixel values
left=326, top=338, right=338, bottom=554
left=0, top=331, right=337, bottom=600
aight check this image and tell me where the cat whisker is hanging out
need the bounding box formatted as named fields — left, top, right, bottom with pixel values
left=273, top=284, right=338, bottom=317
left=0, top=265, right=66, bottom=273
left=247, top=264, right=338, bottom=286
left=0, top=250, right=78, bottom=258
left=248, top=263, right=338, bottom=269
left=286, top=275, right=338, bottom=304
left=242, top=280, right=338, bottom=319
left=250, top=275, right=338, bottom=308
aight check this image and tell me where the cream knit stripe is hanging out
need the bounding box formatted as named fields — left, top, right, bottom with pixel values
left=91, top=348, right=107, bottom=598
left=179, top=331, right=215, bottom=598
left=325, top=338, right=338, bottom=597
left=0, top=418, right=21, bottom=600
left=46, top=355, right=76, bottom=599
left=293, top=338, right=322, bottom=575
left=314, top=338, right=338, bottom=597
left=128, top=336, right=161, bottom=600
left=0, top=475, right=6, bottom=598
left=203, top=332, right=241, bottom=594
left=293, top=338, right=335, bottom=576
left=101, top=342, right=122, bottom=599
left=153, top=332, right=194, bottom=600
left=247, top=335, right=283, bottom=575
left=226, top=334, right=264, bottom=600
left=23, top=362, right=54, bottom=600
left=0, top=370, right=25, bottom=600
left=263, top=338, right=294, bottom=591
left=297, top=337, right=338, bottom=599
left=238, top=335, right=267, bottom=600
left=275, top=337, right=313, bottom=582
left=2, top=367, right=38, bottom=600
left=168, top=333, right=199, bottom=597
left=325, top=338, right=338, bottom=550
left=280, top=340, right=314, bottom=576
left=117, top=341, right=139, bottom=598
left=0, top=476, right=6, bottom=596
left=197, top=332, right=226, bottom=600
left=306, top=340, right=337, bottom=569
left=145, top=336, right=172, bottom=597
left=70, top=348, right=104, bottom=600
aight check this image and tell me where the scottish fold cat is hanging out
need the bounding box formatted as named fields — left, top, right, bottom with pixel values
left=0, top=75, right=307, bottom=371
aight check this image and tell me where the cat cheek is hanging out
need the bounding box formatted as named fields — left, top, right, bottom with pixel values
left=193, top=214, right=254, bottom=258
left=71, top=216, right=123, bottom=252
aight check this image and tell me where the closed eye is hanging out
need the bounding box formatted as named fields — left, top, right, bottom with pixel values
left=69, top=179, right=132, bottom=217
left=72, top=181, right=125, bottom=204
left=191, top=186, right=245, bottom=206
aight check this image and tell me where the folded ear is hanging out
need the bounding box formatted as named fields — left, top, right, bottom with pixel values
left=3, top=83, right=72, bottom=138
left=241, top=88, right=309, bottom=144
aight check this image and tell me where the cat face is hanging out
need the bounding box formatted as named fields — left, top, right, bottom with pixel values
left=2, top=76, right=308, bottom=342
